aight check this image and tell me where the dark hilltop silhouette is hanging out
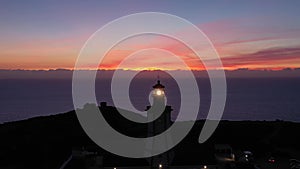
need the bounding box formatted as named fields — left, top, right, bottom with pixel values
left=0, top=80, right=300, bottom=169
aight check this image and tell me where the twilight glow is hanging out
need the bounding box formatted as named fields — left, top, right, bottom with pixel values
left=1, top=1, right=300, bottom=70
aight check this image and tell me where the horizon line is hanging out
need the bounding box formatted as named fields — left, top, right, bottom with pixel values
left=1, top=67, right=300, bottom=72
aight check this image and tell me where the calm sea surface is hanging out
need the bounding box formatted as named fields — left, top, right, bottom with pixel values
left=0, top=78, right=299, bottom=123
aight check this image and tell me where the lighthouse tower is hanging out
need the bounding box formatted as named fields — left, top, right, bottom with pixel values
left=146, top=80, right=174, bottom=167
left=147, top=80, right=172, bottom=134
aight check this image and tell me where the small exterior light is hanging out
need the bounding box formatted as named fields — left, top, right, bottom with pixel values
left=114, top=168, right=116, bottom=169
left=204, top=165, right=207, bottom=169
left=159, top=164, right=162, bottom=168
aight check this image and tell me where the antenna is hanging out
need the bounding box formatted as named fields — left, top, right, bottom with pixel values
left=157, top=71, right=160, bottom=83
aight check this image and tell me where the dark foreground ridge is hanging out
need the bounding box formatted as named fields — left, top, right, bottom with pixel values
left=0, top=103, right=300, bottom=169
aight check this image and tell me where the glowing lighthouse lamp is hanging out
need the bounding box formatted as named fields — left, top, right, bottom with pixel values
left=154, top=88, right=164, bottom=96
left=152, top=80, right=165, bottom=97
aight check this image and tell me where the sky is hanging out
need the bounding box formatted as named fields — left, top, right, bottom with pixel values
left=1, top=0, right=300, bottom=70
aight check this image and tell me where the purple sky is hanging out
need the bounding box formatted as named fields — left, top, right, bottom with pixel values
left=1, top=1, right=300, bottom=70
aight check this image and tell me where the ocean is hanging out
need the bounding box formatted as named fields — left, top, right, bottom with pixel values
left=0, top=77, right=299, bottom=123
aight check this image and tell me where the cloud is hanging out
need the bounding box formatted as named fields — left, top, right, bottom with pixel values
left=1, top=17, right=299, bottom=70
left=221, top=46, right=300, bottom=68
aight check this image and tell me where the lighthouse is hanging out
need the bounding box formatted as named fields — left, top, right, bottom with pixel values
left=146, top=80, right=174, bottom=167
left=146, top=80, right=173, bottom=135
